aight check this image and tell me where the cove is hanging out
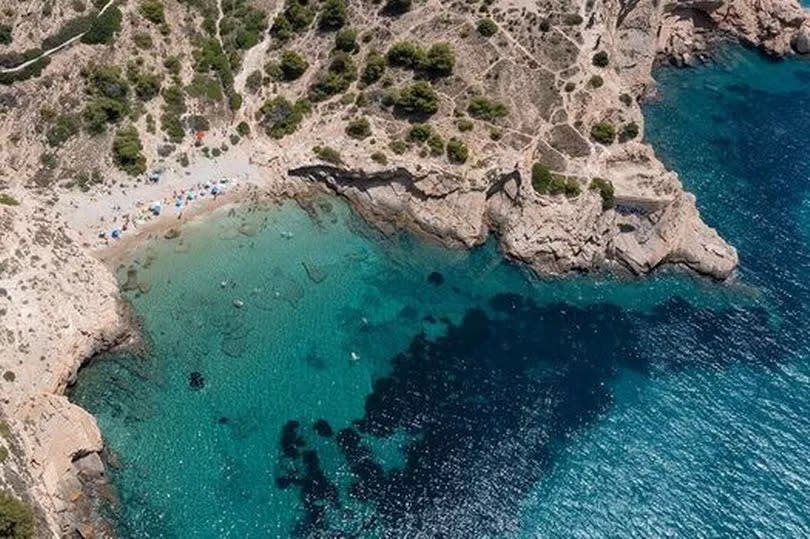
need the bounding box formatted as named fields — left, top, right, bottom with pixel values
left=70, top=46, right=810, bottom=537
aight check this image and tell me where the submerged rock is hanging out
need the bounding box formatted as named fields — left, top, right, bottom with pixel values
left=427, top=271, right=445, bottom=286
left=164, top=228, right=181, bottom=240
left=313, top=419, right=334, bottom=438
left=188, top=371, right=205, bottom=390
left=302, top=262, right=327, bottom=283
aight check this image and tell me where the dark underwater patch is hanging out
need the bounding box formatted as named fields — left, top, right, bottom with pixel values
left=427, top=271, right=444, bottom=286
left=275, top=290, right=781, bottom=536
left=188, top=372, right=205, bottom=390
left=313, top=419, right=334, bottom=437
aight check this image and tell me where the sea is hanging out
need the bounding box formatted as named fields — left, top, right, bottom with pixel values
left=70, top=46, right=810, bottom=537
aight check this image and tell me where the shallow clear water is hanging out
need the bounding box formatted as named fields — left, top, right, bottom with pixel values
left=71, top=46, right=810, bottom=537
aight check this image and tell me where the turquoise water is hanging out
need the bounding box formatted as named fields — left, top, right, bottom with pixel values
left=71, top=46, right=810, bottom=537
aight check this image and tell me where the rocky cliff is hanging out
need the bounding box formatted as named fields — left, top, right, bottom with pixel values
left=0, top=0, right=807, bottom=535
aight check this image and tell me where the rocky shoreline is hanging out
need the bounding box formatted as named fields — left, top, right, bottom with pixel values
left=1, top=0, right=809, bottom=535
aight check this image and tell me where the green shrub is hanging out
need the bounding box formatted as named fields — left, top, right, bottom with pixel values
left=46, top=114, right=81, bottom=147
left=370, top=151, right=388, bottom=165
left=308, top=52, right=356, bottom=101
left=74, top=169, right=103, bottom=191
left=260, top=96, right=311, bottom=138
left=589, top=75, right=603, bottom=88
left=130, top=70, right=161, bottom=101
left=161, top=84, right=186, bottom=141
left=564, top=81, right=576, bottom=92
left=0, top=491, right=35, bottom=538
left=246, top=70, right=263, bottom=93
left=563, top=177, right=581, bottom=197
left=384, top=0, right=412, bottom=15
left=313, top=145, right=343, bottom=164
left=427, top=133, right=444, bottom=155
left=132, top=31, right=153, bottom=50
left=389, top=138, right=408, bottom=154
left=590, top=121, right=616, bottom=144
left=467, top=95, right=508, bottom=121
left=81, top=5, right=121, bottom=44
left=592, top=51, right=609, bottom=67
left=164, top=56, right=181, bottom=77
left=457, top=118, right=473, bottom=132
left=82, top=64, right=130, bottom=133
left=477, top=18, right=498, bottom=37
left=548, top=174, right=567, bottom=195
left=270, top=14, right=293, bottom=42
left=0, top=24, right=11, bottom=45
left=236, top=121, right=251, bottom=136
left=229, top=133, right=241, bottom=146
left=335, top=27, right=357, bottom=52
left=446, top=138, right=468, bottom=164
left=229, top=91, right=243, bottom=111
left=0, top=194, right=19, bottom=206
left=112, top=125, right=147, bottom=175
left=387, top=41, right=424, bottom=68
left=619, top=93, right=633, bottom=107
left=362, top=50, right=386, bottom=84
left=139, top=0, right=165, bottom=24
left=407, top=123, right=432, bottom=142
left=319, top=0, right=347, bottom=30
left=346, top=117, right=371, bottom=139
left=531, top=162, right=552, bottom=194
left=421, top=43, right=455, bottom=77
left=187, top=73, right=223, bottom=101
left=590, top=177, right=615, bottom=210
left=277, top=50, right=309, bottom=80
left=393, top=81, right=439, bottom=116
left=539, top=18, right=551, bottom=31
left=0, top=446, right=7, bottom=463
left=620, top=121, right=639, bottom=141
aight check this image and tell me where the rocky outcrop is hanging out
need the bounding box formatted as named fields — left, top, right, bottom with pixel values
left=291, top=159, right=738, bottom=279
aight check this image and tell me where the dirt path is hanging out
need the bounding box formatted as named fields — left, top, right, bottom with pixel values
left=0, top=0, right=118, bottom=74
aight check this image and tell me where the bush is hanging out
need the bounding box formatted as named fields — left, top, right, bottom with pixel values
left=620, top=121, right=639, bottom=141
left=531, top=163, right=552, bottom=194
left=389, top=139, right=408, bottom=154
left=319, top=0, right=347, bottom=30
left=446, top=138, right=468, bottom=164
left=335, top=27, right=357, bottom=52
left=270, top=14, right=294, bottom=41
left=161, top=84, right=186, bottom=141
left=346, top=117, right=371, bottom=139
left=130, top=70, right=161, bottom=101
left=0, top=446, right=7, bottom=463
left=41, top=14, right=94, bottom=50
left=387, top=41, right=424, bottom=68
left=467, top=95, right=508, bottom=121
left=112, top=125, right=146, bottom=175
left=564, top=81, right=576, bottom=92
left=139, top=0, right=165, bottom=24
left=236, top=121, right=251, bottom=136
left=1, top=370, right=13, bottom=382
left=82, top=64, right=130, bottom=133
left=477, top=18, right=498, bottom=37
left=592, top=51, right=609, bottom=67
left=46, top=114, right=81, bottom=147
left=384, top=0, right=412, bottom=15
left=590, top=177, right=615, bottom=210
left=362, top=50, right=386, bottom=84
left=548, top=174, right=567, bottom=195
left=563, top=177, right=581, bottom=197
left=407, top=123, right=432, bottom=142
left=590, top=121, right=616, bottom=144
left=393, top=81, right=439, bottom=116
left=0, top=194, right=19, bottom=206
left=278, top=50, right=309, bottom=80
left=308, top=52, right=356, bottom=101
left=164, top=56, right=182, bottom=77
left=619, top=93, right=633, bottom=107
left=81, top=5, right=121, bottom=44
left=427, top=133, right=444, bottom=155
left=246, top=70, right=263, bottom=93
left=457, top=118, right=473, bottom=132
left=589, top=75, right=603, bottom=88
left=539, top=18, right=551, bottom=32
left=132, top=32, right=153, bottom=50
left=370, top=151, right=388, bottom=165
left=0, top=24, right=11, bottom=45
left=422, top=43, right=455, bottom=77
left=260, top=96, right=311, bottom=138
left=0, top=491, right=35, bottom=538
left=313, top=145, right=342, bottom=164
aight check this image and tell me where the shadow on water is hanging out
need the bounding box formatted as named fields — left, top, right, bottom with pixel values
left=276, top=292, right=780, bottom=537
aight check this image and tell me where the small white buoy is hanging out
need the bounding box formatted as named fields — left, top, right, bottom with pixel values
left=233, top=299, right=244, bottom=309
left=350, top=352, right=360, bottom=361
left=220, top=280, right=228, bottom=288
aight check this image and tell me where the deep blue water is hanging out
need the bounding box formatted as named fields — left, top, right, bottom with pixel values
left=70, top=46, right=810, bottom=537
